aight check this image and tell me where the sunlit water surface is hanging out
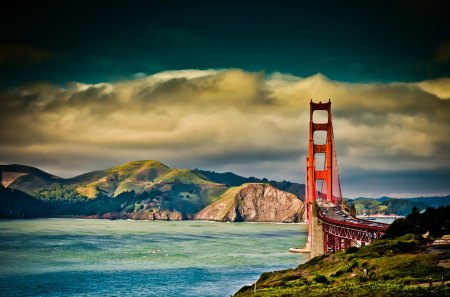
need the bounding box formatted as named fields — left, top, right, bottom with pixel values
left=0, top=219, right=307, bottom=297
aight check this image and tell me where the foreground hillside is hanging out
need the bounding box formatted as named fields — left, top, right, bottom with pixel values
left=235, top=234, right=450, bottom=297
left=235, top=206, right=450, bottom=297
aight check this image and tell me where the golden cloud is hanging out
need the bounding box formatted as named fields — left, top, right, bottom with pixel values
left=0, top=70, right=449, bottom=194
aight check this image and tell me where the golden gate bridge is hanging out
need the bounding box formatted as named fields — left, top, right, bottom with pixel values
left=291, top=100, right=389, bottom=257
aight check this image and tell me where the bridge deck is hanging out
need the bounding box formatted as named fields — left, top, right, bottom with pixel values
left=316, top=199, right=389, bottom=232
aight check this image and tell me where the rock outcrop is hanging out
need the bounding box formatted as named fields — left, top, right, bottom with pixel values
left=83, top=209, right=183, bottom=220
left=194, top=183, right=304, bottom=222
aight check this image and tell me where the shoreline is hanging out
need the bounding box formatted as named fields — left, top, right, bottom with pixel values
left=0, top=216, right=308, bottom=224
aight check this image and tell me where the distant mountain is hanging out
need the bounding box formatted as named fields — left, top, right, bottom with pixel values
left=1, top=160, right=307, bottom=220
left=347, top=195, right=450, bottom=216
left=194, top=183, right=304, bottom=222
left=2, top=162, right=448, bottom=220
left=1, top=164, right=65, bottom=193
left=194, top=170, right=262, bottom=186
left=405, top=196, right=450, bottom=208
left=195, top=169, right=305, bottom=200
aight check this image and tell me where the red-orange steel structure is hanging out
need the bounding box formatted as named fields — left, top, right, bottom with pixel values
left=302, top=100, right=388, bottom=254
left=305, top=100, right=342, bottom=224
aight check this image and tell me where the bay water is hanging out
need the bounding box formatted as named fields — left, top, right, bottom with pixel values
left=0, top=219, right=307, bottom=297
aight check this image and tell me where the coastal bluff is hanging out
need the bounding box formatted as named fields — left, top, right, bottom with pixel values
left=194, top=183, right=304, bottom=222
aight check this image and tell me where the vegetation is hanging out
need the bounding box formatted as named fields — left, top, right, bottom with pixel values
left=234, top=233, right=450, bottom=296
left=152, top=168, right=217, bottom=185
left=0, top=185, right=49, bottom=218
left=1, top=161, right=230, bottom=218
left=194, top=169, right=264, bottom=187
left=383, top=205, right=450, bottom=239
left=346, top=196, right=450, bottom=216
left=234, top=206, right=450, bottom=296
left=195, top=169, right=306, bottom=200
left=75, top=160, right=170, bottom=198
left=1, top=161, right=448, bottom=221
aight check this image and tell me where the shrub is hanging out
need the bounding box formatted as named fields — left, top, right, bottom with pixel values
left=259, top=272, right=272, bottom=282
left=314, top=274, right=329, bottom=284
left=346, top=246, right=359, bottom=254
left=124, top=204, right=135, bottom=213
left=331, top=269, right=344, bottom=277
left=280, top=275, right=300, bottom=282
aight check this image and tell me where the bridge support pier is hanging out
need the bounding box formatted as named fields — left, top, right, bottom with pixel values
left=310, top=201, right=325, bottom=257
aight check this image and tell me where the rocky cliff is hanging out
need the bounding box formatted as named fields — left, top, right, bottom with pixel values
left=194, top=183, right=304, bottom=222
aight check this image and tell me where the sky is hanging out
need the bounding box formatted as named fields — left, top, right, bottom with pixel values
left=1, top=0, right=449, bottom=198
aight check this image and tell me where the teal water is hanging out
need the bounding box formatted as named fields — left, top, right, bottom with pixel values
left=0, top=219, right=307, bottom=297
left=372, top=218, right=396, bottom=224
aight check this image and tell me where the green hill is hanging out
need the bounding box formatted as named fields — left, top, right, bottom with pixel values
left=152, top=168, right=218, bottom=186
left=5, top=160, right=447, bottom=221
left=76, top=160, right=170, bottom=198
left=196, top=169, right=305, bottom=200
left=346, top=196, right=449, bottom=216
left=0, top=160, right=230, bottom=219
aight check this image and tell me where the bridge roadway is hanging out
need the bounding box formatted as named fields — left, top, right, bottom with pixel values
left=317, top=199, right=389, bottom=231
left=290, top=199, right=390, bottom=256
left=316, top=199, right=389, bottom=248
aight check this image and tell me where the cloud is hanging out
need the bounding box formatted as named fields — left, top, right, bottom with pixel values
left=0, top=43, right=52, bottom=68
left=416, top=78, right=450, bottom=99
left=0, top=69, right=449, bottom=197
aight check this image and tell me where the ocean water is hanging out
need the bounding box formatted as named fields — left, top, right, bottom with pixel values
left=0, top=219, right=307, bottom=297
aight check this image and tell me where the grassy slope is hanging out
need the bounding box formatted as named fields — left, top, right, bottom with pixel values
left=348, top=197, right=430, bottom=216
left=76, top=160, right=170, bottom=198
left=195, top=184, right=250, bottom=219
left=197, top=169, right=306, bottom=200
left=234, top=234, right=450, bottom=297
left=136, top=168, right=226, bottom=216
left=150, top=168, right=221, bottom=186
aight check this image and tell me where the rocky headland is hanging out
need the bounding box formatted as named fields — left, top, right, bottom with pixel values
left=194, top=183, right=304, bottom=222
